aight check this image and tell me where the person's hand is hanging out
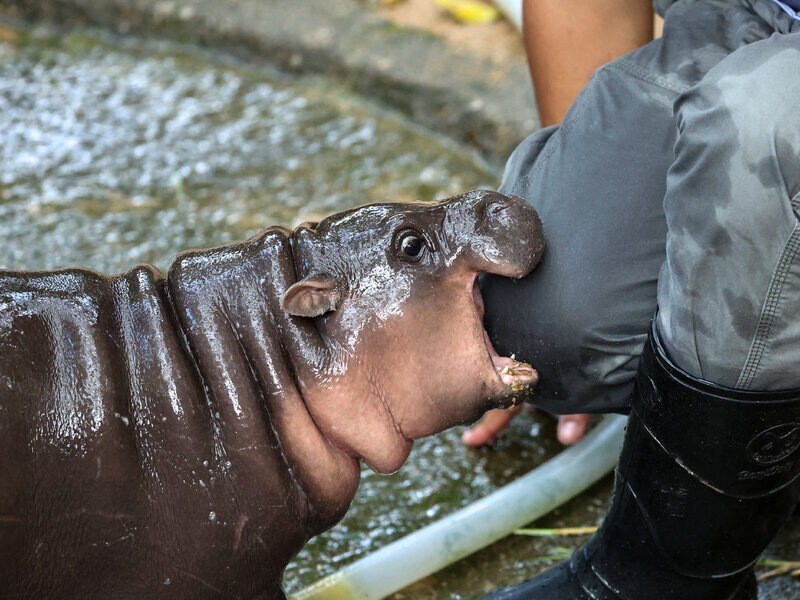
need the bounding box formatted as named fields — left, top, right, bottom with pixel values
left=461, top=407, right=590, bottom=447
left=555, top=413, right=591, bottom=445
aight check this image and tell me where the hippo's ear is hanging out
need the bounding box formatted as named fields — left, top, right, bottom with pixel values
left=281, top=274, right=342, bottom=318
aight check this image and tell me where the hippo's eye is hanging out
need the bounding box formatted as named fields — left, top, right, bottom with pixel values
left=395, top=229, right=427, bottom=262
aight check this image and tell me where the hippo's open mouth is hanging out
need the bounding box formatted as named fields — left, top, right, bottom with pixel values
left=471, top=275, right=537, bottom=402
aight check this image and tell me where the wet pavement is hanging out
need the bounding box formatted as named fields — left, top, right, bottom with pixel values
left=0, top=24, right=497, bottom=273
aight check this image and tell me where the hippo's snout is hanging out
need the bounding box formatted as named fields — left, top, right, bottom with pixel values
left=458, top=190, right=545, bottom=279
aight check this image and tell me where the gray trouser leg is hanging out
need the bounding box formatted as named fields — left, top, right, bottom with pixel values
left=656, top=31, right=800, bottom=390
left=484, top=0, right=800, bottom=413
left=485, top=57, right=676, bottom=414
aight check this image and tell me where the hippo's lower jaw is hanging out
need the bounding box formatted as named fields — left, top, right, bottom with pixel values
left=486, top=331, right=536, bottom=396
left=471, top=274, right=538, bottom=404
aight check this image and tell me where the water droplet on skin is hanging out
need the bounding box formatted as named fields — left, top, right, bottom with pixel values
left=209, top=511, right=217, bottom=522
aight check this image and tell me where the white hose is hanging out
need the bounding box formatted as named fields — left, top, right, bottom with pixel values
left=491, top=0, right=522, bottom=31
left=290, top=414, right=627, bottom=600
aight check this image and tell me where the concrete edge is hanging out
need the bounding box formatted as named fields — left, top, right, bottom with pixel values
left=0, top=0, right=539, bottom=166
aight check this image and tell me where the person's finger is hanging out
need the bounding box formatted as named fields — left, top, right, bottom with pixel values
left=461, top=405, right=523, bottom=447
left=556, top=413, right=590, bottom=445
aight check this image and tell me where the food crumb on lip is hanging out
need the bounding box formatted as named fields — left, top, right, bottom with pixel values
left=511, top=380, right=529, bottom=393
left=497, top=358, right=536, bottom=394
left=499, top=364, right=532, bottom=377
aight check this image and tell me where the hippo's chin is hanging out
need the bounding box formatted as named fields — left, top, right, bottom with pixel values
left=361, top=437, right=414, bottom=475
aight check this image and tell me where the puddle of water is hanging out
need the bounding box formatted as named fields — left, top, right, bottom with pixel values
left=0, top=24, right=497, bottom=273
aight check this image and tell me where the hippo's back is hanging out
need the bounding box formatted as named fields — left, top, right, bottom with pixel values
left=0, top=230, right=313, bottom=598
left=0, top=266, right=204, bottom=595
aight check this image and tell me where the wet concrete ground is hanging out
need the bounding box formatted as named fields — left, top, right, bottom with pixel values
left=0, top=24, right=497, bottom=272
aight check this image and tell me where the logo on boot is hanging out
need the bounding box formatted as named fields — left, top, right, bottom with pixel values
left=746, top=423, right=800, bottom=466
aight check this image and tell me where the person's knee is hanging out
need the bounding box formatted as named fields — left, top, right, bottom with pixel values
left=481, top=268, right=588, bottom=377
left=482, top=269, right=646, bottom=414
left=676, top=34, right=800, bottom=188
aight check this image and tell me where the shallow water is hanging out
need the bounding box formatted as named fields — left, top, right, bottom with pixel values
left=0, top=24, right=496, bottom=274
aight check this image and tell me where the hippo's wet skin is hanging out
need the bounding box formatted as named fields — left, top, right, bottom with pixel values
left=0, top=190, right=543, bottom=598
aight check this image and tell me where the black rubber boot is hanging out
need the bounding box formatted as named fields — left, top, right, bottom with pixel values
left=485, top=322, right=800, bottom=600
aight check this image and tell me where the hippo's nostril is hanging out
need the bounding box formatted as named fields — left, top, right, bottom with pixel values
left=486, top=202, right=509, bottom=217
left=468, top=191, right=513, bottom=230
left=474, top=199, right=487, bottom=229
left=478, top=200, right=510, bottom=231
